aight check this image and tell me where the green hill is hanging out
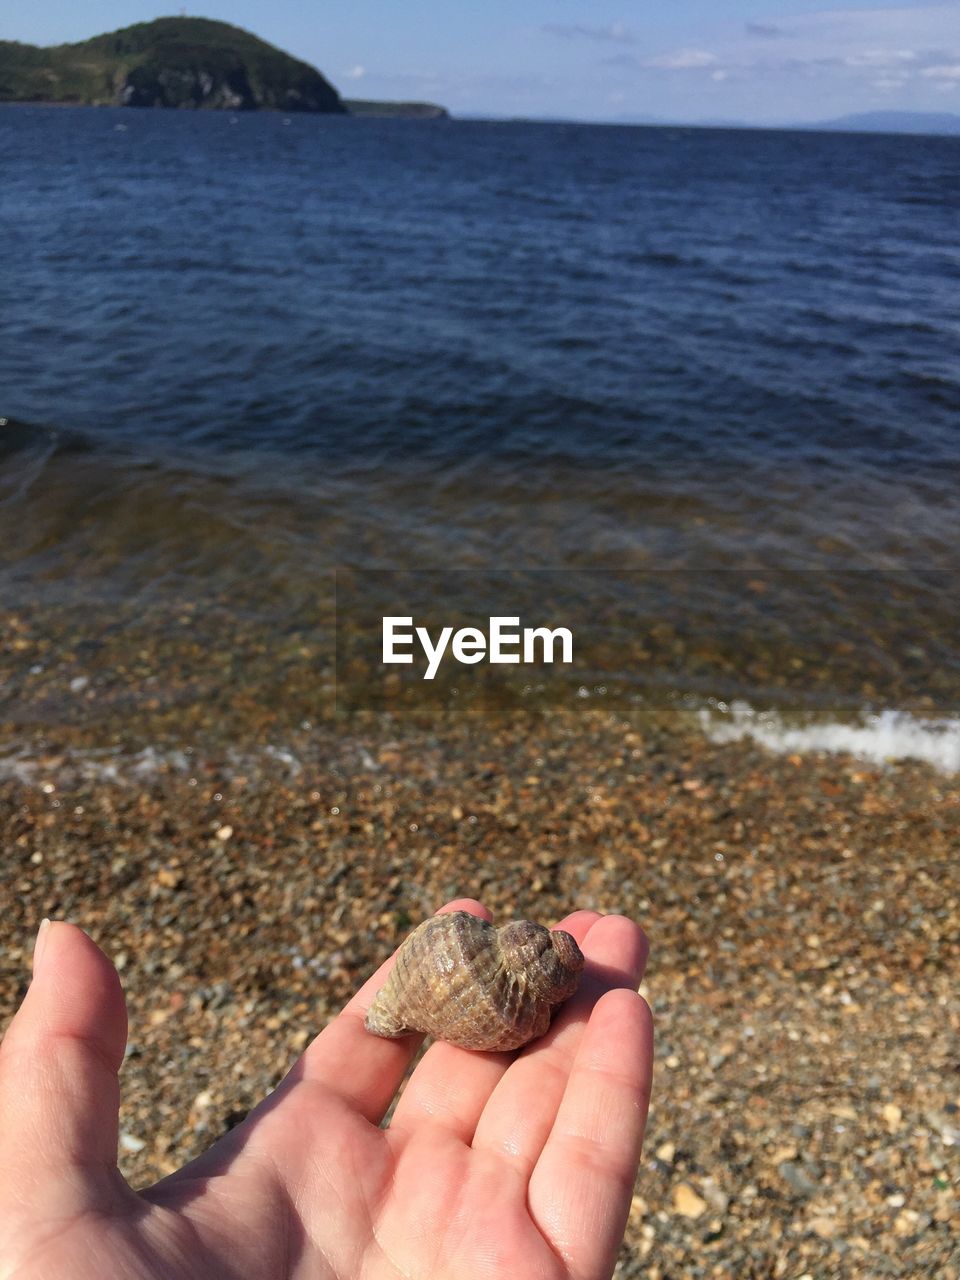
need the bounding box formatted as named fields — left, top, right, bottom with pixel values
left=0, top=17, right=344, bottom=112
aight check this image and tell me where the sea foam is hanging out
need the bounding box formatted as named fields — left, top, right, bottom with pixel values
left=700, top=701, right=960, bottom=773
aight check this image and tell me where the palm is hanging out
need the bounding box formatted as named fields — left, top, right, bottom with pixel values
left=1, top=903, right=651, bottom=1280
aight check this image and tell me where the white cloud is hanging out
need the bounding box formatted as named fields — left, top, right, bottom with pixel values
left=739, top=4, right=960, bottom=73
left=542, top=22, right=635, bottom=44
left=842, top=48, right=918, bottom=67
left=529, top=3, right=960, bottom=120
left=768, top=5, right=958, bottom=42
left=648, top=48, right=718, bottom=70
left=636, top=6, right=960, bottom=97
left=343, top=65, right=366, bottom=80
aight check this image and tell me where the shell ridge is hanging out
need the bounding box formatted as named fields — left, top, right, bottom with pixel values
left=364, top=913, right=584, bottom=1051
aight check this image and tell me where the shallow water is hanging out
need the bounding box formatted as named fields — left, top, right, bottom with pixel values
left=1, top=107, right=958, bottom=742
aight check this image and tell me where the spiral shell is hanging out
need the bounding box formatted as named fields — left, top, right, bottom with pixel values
left=364, top=911, right=584, bottom=1052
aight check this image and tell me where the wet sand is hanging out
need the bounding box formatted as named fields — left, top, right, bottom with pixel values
left=1, top=705, right=958, bottom=1278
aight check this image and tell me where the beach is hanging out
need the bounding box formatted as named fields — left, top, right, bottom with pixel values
left=2, top=702, right=957, bottom=1277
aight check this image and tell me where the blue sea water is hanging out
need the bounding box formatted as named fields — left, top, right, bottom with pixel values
left=0, top=105, right=958, bottom=736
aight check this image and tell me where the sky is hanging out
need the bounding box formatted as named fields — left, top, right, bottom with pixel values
left=4, top=1, right=960, bottom=123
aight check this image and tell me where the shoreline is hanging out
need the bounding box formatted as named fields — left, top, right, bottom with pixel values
left=3, top=697, right=960, bottom=787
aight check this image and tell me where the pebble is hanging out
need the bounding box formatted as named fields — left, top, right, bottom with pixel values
left=700, top=1178, right=730, bottom=1215
left=778, top=1160, right=820, bottom=1199
left=673, top=1183, right=708, bottom=1219
left=883, top=1102, right=904, bottom=1133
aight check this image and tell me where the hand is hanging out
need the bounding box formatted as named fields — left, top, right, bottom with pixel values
left=0, top=900, right=652, bottom=1280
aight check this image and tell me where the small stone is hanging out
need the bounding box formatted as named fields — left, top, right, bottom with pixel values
left=629, top=1194, right=647, bottom=1219
left=215, top=825, right=234, bottom=841
left=673, top=1183, right=708, bottom=1219
left=655, top=1141, right=676, bottom=1165
left=830, top=1104, right=857, bottom=1121
left=779, top=1161, right=819, bottom=1198
left=893, top=1209, right=919, bottom=1236
left=119, top=1132, right=146, bottom=1153
left=883, top=1102, right=903, bottom=1133
left=701, top=1177, right=730, bottom=1214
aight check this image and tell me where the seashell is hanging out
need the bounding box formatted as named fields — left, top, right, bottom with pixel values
left=365, top=911, right=584, bottom=1052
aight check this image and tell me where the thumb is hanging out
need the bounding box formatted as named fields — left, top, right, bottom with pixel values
left=0, top=921, right=127, bottom=1175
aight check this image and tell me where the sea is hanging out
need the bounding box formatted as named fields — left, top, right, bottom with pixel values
left=1, top=105, right=959, bottom=772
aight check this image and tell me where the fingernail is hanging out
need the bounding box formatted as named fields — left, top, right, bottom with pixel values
left=33, top=918, right=51, bottom=976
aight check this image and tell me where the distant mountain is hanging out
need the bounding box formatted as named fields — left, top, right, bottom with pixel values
left=475, top=109, right=960, bottom=137
left=0, top=18, right=344, bottom=112
left=344, top=99, right=448, bottom=120
left=611, top=113, right=670, bottom=127
left=798, top=111, right=960, bottom=137
left=613, top=109, right=960, bottom=136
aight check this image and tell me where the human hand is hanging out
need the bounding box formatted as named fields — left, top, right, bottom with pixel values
left=0, top=900, right=652, bottom=1279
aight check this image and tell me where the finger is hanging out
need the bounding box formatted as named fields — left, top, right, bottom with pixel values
left=471, top=914, right=648, bottom=1174
left=388, top=911, right=603, bottom=1147
left=293, top=899, right=493, bottom=1125
left=0, top=921, right=127, bottom=1175
left=528, top=988, right=653, bottom=1280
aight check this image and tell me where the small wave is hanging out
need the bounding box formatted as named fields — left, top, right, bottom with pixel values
left=699, top=701, right=960, bottom=773
left=624, top=248, right=704, bottom=270
left=0, top=743, right=305, bottom=788
left=0, top=745, right=188, bottom=787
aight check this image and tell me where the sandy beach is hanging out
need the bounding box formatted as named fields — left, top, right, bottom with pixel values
left=2, top=704, right=957, bottom=1278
